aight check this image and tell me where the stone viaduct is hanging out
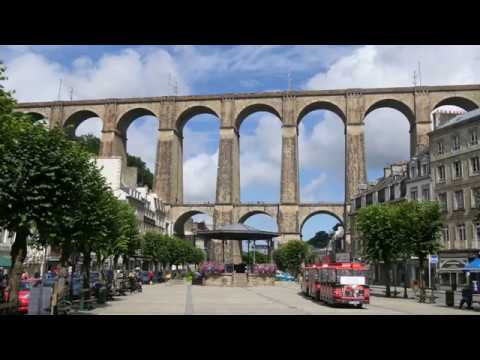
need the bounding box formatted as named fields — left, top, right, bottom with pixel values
left=16, top=84, right=480, bottom=249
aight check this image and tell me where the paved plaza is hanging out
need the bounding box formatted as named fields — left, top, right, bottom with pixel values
left=82, top=282, right=480, bottom=315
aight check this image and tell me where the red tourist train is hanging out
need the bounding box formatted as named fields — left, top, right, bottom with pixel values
left=300, top=262, right=370, bottom=308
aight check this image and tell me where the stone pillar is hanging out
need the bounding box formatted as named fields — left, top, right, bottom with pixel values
left=216, top=127, right=240, bottom=204
left=99, top=103, right=128, bottom=167
left=412, top=89, right=432, bottom=156
left=280, top=125, right=300, bottom=204
left=278, top=205, right=300, bottom=244
left=154, top=129, right=183, bottom=204
left=49, top=104, right=64, bottom=129
left=345, top=124, right=367, bottom=201
left=213, top=205, right=242, bottom=264
left=345, top=92, right=367, bottom=201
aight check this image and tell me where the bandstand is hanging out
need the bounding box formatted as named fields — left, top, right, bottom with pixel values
left=196, top=224, right=278, bottom=287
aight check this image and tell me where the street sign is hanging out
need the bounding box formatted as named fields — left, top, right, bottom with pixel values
left=430, top=255, right=438, bottom=264
left=335, top=253, right=351, bottom=263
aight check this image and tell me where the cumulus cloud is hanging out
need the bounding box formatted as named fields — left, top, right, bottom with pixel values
left=183, top=152, right=218, bottom=202
left=301, top=174, right=328, bottom=202
left=240, top=115, right=282, bottom=193
left=305, top=45, right=480, bottom=90
left=3, top=47, right=189, bottom=102
left=305, top=45, right=480, bottom=181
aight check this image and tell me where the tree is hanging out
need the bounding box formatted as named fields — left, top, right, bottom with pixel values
left=73, top=134, right=154, bottom=189
left=398, top=201, right=442, bottom=302
left=242, top=251, right=269, bottom=264
left=306, top=231, right=330, bottom=249
left=0, top=64, right=119, bottom=302
left=356, top=203, right=402, bottom=297
left=273, top=240, right=309, bottom=278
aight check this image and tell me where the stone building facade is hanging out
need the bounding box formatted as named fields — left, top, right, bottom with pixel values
left=349, top=161, right=413, bottom=285
left=429, top=109, right=480, bottom=289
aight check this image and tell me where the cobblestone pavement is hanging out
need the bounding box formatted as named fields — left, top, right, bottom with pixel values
left=85, top=282, right=480, bottom=315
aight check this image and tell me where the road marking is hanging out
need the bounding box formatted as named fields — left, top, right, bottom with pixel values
left=185, top=284, right=194, bottom=315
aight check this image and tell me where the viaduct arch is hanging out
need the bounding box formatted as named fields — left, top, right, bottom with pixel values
left=16, top=85, right=480, bottom=246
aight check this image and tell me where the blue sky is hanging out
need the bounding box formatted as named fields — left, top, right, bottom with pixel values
left=3, top=45, right=480, bottom=241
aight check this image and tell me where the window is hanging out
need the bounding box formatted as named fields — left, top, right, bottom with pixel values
left=410, top=188, right=418, bottom=201
left=390, top=185, right=395, bottom=201
left=355, top=197, right=362, bottom=209
left=442, top=226, right=449, bottom=243
left=455, top=190, right=464, bottom=210
left=454, top=161, right=463, bottom=178
left=471, top=157, right=480, bottom=174
left=422, top=164, right=428, bottom=176
left=410, top=166, right=416, bottom=178
left=437, top=165, right=446, bottom=183
left=438, top=142, right=445, bottom=155
left=453, top=135, right=460, bottom=151
left=422, top=186, right=430, bottom=201
left=476, top=223, right=480, bottom=244
left=366, top=193, right=373, bottom=206
left=378, top=189, right=385, bottom=203
left=438, top=193, right=447, bottom=212
left=457, top=224, right=466, bottom=241
left=471, top=129, right=478, bottom=145
left=472, top=188, right=480, bottom=208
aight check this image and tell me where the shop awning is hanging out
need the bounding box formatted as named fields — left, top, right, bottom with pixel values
left=0, top=255, right=12, bottom=268
left=464, top=258, right=480, bottom=272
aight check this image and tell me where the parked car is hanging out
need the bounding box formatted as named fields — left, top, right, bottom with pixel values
left=275, top=271, right=295, bottom=282
left=3, top=281, right=32, bottom=314
left=140, top=271, right=150, bottom=284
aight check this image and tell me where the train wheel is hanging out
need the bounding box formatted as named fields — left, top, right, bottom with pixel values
left=315, top=292, right=320, bottom=302
left=356, top=304, right=363, bottom=309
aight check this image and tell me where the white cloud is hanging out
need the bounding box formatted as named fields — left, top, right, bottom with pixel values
left=183, top=152, right=218, bottom=202
left=3, top=47, right=189, bottom=102
left=305, top=45, right=480, bottom=181
left=240, top=115, right=282, bottom=190
left=301, top=174, right=328, bottom=202
left=305, top=45, right=480, bottom=90
left=75, top=117, right=103, bottom=137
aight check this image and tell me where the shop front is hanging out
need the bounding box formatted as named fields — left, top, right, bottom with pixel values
left=438, top=250, right=478, bottom=290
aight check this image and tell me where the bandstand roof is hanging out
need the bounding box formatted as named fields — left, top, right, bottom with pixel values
left=196, top=223, right=279, bottom=240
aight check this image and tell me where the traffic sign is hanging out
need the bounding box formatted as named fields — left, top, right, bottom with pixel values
left=430, top=255, right=438, bottom=264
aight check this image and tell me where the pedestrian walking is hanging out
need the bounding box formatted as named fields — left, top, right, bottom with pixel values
left=459, top=283, right=473, bottom=309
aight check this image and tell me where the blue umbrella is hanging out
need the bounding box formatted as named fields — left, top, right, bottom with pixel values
left=464, top=258, right=480, bottom=272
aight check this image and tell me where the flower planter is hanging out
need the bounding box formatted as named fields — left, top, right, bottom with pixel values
left=203, top=273, right=232, bottom=286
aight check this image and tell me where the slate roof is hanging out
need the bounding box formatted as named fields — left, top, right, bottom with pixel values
left=436, top=108, right=480, bottom=129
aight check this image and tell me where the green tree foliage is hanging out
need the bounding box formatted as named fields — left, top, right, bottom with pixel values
left=142, top=232, right=204, bottom=270
left=242, top=251, right=269, bottom=264
left=273, top=240, right=310, bottom=278
left=0, top=63, right=144, bottom=301
left=396, top=201, right=442, bottom=301
left=356, top=204, right=401, bottom=297
left=357, top=201, right=442, bottom=299
left=306, top=231, right=331, bottom=249
left=73, top=134, right=154, bottom=189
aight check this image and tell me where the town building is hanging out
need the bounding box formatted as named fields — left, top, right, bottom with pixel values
left=349, top=161, right=411, bottom=285
left=429, top=108, right=480, bottom=289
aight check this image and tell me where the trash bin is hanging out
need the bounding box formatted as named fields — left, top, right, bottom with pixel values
left=446, top=290, right=454, bottom=307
